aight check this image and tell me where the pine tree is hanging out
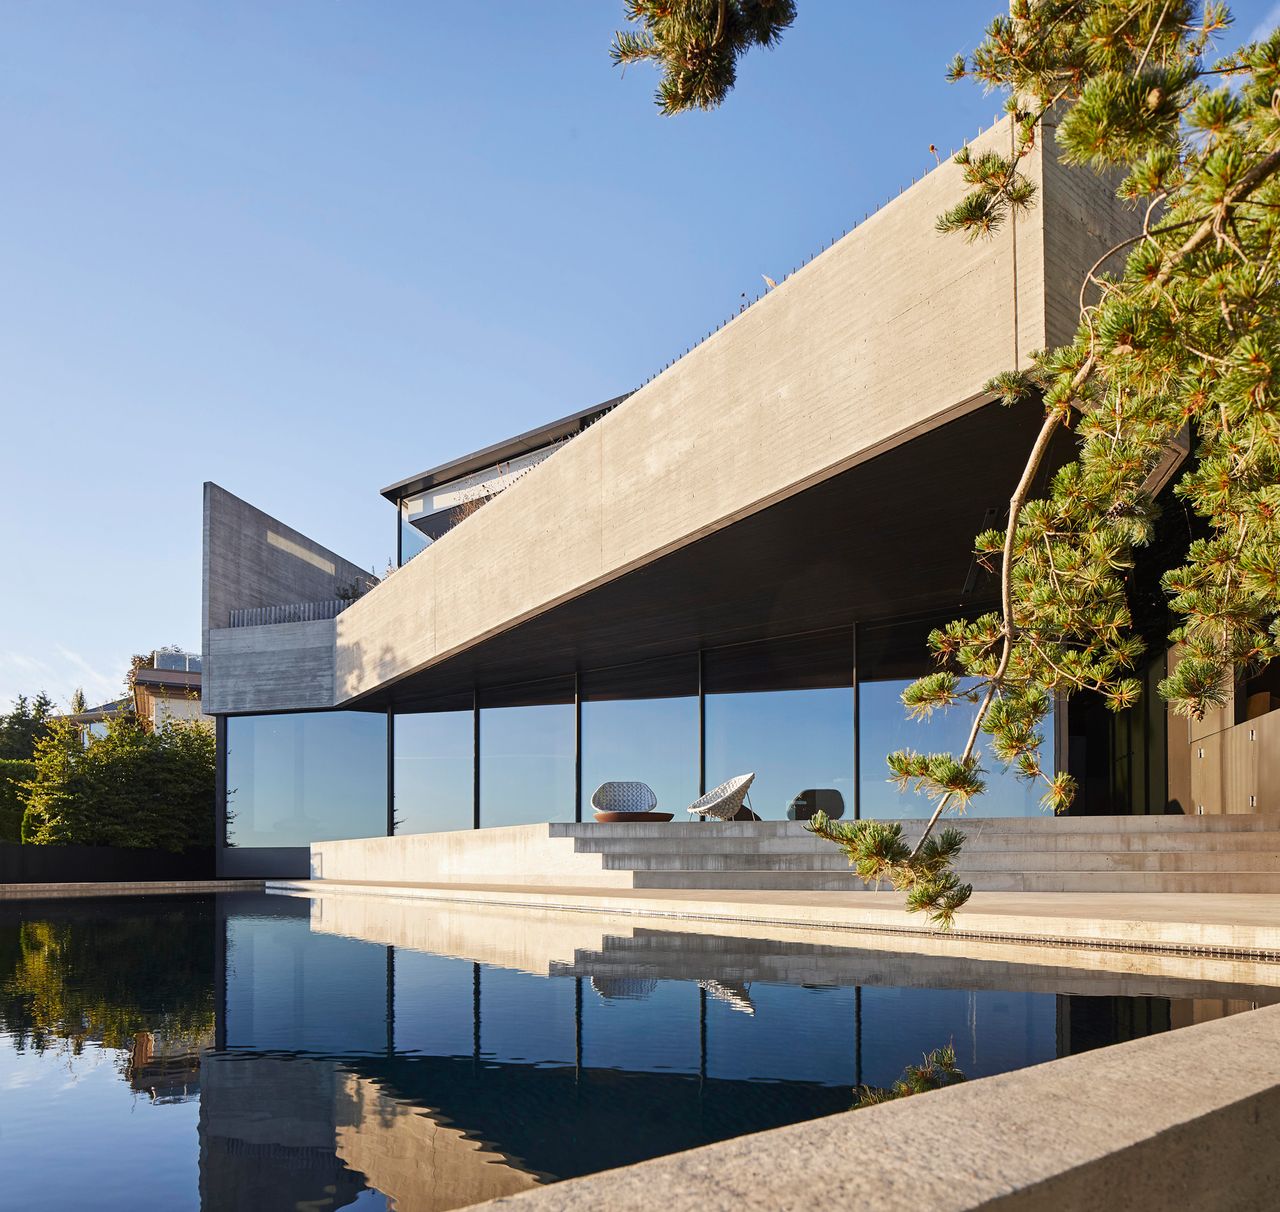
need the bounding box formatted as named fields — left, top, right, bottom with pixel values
left=611, top=1, right=795, bottom=114
left=69, top=688, right=87, bottom=715
left=616, top=3, right=1280, bottom=928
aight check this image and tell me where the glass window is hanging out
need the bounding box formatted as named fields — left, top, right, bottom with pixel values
left=480, top=679, right=575, bottom=827
left=399, top=504, right=430, bottom=566
left=704, top=631, right=854, bottom=821
left=858, top=679, right=1049, bottom=817
left=225, top=711, right=388, bottom=848
left=857, top=618, right=1050, bottom=818
left=581, top=655, right=699, bottom=819
left=394, top=710, right=474, bottom=834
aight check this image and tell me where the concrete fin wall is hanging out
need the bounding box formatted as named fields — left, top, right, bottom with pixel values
left=202, top=482, right=368, bottom=713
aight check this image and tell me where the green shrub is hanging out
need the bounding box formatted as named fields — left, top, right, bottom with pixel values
left=22, top=715, right=214, bottom=852
left=0, top=759, right=36, bottom=844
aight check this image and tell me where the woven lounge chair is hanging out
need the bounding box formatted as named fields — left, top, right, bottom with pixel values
left=590, top=781, right=671, bottom=822
left=686, top=772, right=756, bottom=821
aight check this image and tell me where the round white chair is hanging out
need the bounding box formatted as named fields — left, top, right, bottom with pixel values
left=686, top=772, right=756, bottom=821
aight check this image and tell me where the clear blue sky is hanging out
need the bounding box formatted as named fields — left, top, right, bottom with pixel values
left=2, top=1, right=1277, bottom=709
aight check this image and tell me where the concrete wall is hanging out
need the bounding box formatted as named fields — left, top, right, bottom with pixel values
left=333, top=116, right=1138, bottom=705
left=205, top=620, right=337, bottom=714
left=202, top=482, right=369, bottom=714
left=474, top=1001, right=1280, bottom=1212
left=310, top=824, right=634, bottom=888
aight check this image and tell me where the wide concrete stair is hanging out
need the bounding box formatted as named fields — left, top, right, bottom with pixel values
left=549, top=815, right=1280, bottom=894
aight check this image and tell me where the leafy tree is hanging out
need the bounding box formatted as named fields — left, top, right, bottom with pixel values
left=615, top=2, right=1280, bottom=927
left=0, top=692, right=55, bottom=761
left=22, top=712, right=214, bottom=852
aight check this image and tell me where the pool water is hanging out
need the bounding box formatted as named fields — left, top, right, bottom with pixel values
left=0, top=892, right=1269, bottom=1211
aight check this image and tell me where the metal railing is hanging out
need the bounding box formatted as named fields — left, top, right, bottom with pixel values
left=228, top=599, right=349, bottom=628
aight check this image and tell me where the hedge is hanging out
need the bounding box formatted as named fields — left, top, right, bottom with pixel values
left=0, top=759, right=35, bottom=844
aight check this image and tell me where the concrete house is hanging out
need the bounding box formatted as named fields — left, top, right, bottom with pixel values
left=203, top=116, right=1279, bottom=881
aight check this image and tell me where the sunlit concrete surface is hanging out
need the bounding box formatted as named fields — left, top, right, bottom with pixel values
left=468, top=1001, right=1280, bottom=1212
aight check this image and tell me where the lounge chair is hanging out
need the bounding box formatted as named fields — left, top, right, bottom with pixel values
left=686, top=772, right=756, bottom=821
left=786, top=788, right=846, bottom=821
left=590, top=781, right=671, bottom=822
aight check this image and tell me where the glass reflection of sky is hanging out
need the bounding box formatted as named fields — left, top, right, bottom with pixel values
left=859, top=680, right=1049, bottom=818
left=394, top=710, right=473, bottom=834
left=481, top=702, right=575, bottom=827
left=225, top=712, right=387, bottom=848
left=581, top=696, right=699, bottom=816
left=705, top=688, right=854, bottom=820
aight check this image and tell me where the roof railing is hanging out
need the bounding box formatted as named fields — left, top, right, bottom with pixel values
left=228, top=599, right=349, bottom=628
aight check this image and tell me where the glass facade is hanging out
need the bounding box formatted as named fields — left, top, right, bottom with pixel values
left=220, top=624, right=1058, bottom=854
left=479, top=680, right=576, bottom=828
left=858, top=677, right=1048, bottom=818
left=393, top=709, right=474, bottom=834
left=704, top=631, right=854, bottom=820
left=580, top=655, right=699, bottom=819
left=225, top=712, right=388, bottom=849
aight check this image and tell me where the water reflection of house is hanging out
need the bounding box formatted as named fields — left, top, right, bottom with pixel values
left=198, top=1054, right=541, bottom=1212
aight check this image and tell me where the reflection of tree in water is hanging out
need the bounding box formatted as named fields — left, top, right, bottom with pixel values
left=0, top=897, right=216, bottom=1084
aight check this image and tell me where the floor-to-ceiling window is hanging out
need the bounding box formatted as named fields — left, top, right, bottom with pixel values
left=224, top=711, right=388, bottom=849
left=857, top=619, right=1050, bottom=818
left=480, top=678, right=575, bottom=827
left=703, top=630, right=854, bottom=821
left=393, top=706, right=474, bottom=834
left=580, top=654, right=699, bottom=819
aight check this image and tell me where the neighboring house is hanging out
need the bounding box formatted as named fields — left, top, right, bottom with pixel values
left=60, top=651, right=205, bottom=744
left=63, top=698, right=131, bottom=745
left=201, top=117, right=1279, bottom=880
left=131, top=651, right=205, bottom=732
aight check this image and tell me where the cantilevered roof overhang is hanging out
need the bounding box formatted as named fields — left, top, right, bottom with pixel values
left=353, top=399, right=1076, bottom=711
left=330, top=116, right=1136, bottom=714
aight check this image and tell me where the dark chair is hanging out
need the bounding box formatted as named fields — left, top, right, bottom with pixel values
left=786, top=788, right=845, bottom=821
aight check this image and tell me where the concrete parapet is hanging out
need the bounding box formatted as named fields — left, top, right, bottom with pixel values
left=311, top=824, right=634, bottom=888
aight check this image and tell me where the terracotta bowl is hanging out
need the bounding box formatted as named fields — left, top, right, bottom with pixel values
left=592, top=811, right=674, bottom=823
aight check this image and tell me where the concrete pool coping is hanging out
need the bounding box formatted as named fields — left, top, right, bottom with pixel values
left=0, top=879, right=263, bottom=898
left=267, top=879, right=1280, bottom=961
left=467, top=1000, right=1280, bottom=1212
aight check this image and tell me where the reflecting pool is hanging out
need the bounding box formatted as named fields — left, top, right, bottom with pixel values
left=0, top=892, right=1272, bottom=1211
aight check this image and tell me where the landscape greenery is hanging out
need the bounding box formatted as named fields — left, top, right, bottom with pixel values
left=21, top=713, right=215, bottom=852
left=614, top=1, right=1280, bottom=926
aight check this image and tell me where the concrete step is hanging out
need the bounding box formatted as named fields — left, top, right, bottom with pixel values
left=628, top=869, right=1280, bottom=893
left=554, top=814, right=1280, bottom=841
left=601, top=848, right=1280, bottom=873
left=577, top=830, right=1280, bottom=858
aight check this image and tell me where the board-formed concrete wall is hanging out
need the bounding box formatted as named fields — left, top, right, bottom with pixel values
left=202, top=483, right=372, bottom=713
left=205, top=620, right=338, bottom=714
left=331, top=116, right=1138, bottom=705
